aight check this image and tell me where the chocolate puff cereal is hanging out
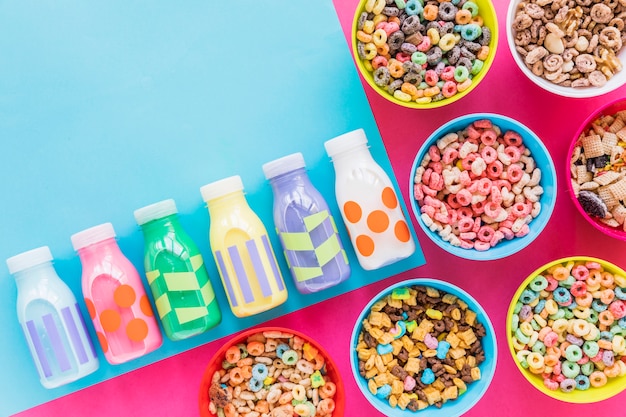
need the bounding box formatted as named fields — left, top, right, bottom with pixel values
left=355, top=285, right=487, bottom=411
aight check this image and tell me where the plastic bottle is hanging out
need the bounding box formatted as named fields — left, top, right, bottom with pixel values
left=6, top=246, right=99, bottom=388
left=262, top=152, right=350, bottom=293
left=324, top=128, right=416, bottom=270
left=71, top=223, right=162, bottom=364
left=134, top=199, right=222, bottom=341
left=200, top=175, right=288, bottom=317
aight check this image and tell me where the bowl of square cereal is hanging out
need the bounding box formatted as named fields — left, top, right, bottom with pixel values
left=199, top=327, right=344, bottom=417
left=409, top=113, right=557, bottom=260
left=352, top=0, right=498, bottom=109
left=568, top=97, right=626, bottom=239
left=507, top=0, right=626, bottom=98
left=507, top=256, right=626, bottom=402
left=351, top=278, right=497, bottom=416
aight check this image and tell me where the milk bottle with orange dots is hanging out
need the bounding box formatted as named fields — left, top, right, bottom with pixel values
left=324, top=129, right=416, bottom=270
left=200, top=175, right=288, bottom=317
left=71, top=223, right=162, bottom=364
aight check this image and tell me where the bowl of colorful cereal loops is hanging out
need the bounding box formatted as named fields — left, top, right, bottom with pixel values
left=199, top=327, right=344, bottom=417
left=507, top=256, right=626, bottom=402
left=409, top=113, right=557, bottom=261
left=351, top=278, right=496, bottom=417
left=352, top=0, right=498, bottom=109
left=568, top=97, right=626, bottom=240
left=507, top=0, right=626, bottom=98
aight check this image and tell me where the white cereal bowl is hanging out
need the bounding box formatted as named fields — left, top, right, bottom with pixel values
left=507, top=0, right=626, bottom=98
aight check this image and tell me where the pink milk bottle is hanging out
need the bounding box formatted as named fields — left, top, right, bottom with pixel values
left=71, top=223, right=162, bottom=364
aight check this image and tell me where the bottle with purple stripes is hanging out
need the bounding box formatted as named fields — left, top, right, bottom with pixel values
left=6, top=246, right=99, bottom=388
left=200, top=175, right=288, bottom=317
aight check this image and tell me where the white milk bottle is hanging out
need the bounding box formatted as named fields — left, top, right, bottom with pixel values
left=324, top=128, right=415, bottom=270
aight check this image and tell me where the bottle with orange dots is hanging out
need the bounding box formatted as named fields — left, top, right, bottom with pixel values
left=71, top=223, right=162, bottom=364
left=324, top=129, right=416, bottom=270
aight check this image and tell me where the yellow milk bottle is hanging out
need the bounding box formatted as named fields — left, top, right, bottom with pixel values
left=200, top=175, right=288, bottom=317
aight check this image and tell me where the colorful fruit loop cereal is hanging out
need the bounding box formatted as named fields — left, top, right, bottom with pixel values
left=511, top=0, right=625, bottom=88
left=510, top=260, right=626, bottom=393
left=355, top=285, right=487, bottom=411
left=413, top=119, right=544, bottom=251
left=207, top=330, right=337, bottom=417
left=570, top=109, right=626, bottom=229
left=355, top=0, right=492, bottom=104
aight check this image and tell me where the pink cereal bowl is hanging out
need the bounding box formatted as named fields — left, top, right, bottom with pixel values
left=567, top=97, right=626, bottom=240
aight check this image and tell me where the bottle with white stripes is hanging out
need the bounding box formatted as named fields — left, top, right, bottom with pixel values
left=6, top=246, right=99, bottom=388
left=200, top=175, right=288, bottom=317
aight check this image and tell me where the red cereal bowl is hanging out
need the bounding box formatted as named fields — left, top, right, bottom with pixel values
left=198, top=327, right=345, bottom=417
left=507, top=256, right=626, bottom=403
left=352, top=0, right=498, bottom=109
left=567, top=97, right=626, bottom=240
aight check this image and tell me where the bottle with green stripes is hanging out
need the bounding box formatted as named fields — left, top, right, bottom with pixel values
left=262, top=152, right=350, bottom=294
left=134, top=199, right=221, bottom=341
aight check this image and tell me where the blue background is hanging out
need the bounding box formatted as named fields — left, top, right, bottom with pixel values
left=0, top=1, right=425, bottom=415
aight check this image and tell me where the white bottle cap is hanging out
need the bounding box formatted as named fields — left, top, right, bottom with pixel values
left=71, top=223, right=117, bottom=251
left=262, top=152, right=306, bottom=180
left=134, top=199, right=178, bottom=225
left=6, top=246, right=53, bottom=274
left=200, top=175, right=244, bottom=202
left=324, top=128, right=368, bottom=158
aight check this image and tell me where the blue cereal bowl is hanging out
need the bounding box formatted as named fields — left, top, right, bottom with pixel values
left=350, top=278, right=497, bottom=417
left=409, top=113, right=557, bottom=261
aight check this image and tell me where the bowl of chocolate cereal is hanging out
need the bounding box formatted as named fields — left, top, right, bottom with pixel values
left=350, top=278, right=497, bottom=416
left=507, top=0, right=626, bottom=98
left=199, top=327, right=344, bottom=417
left=568, top=97, right=626, bottom=239
left=352, top=0, right=498, bottom=108
left=507, top=256, right=626, bottom=402
left=409, top=113, right=557, bottom=260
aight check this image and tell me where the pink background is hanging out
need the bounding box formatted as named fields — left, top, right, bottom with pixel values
left=16, top=1, right=626, bottom=416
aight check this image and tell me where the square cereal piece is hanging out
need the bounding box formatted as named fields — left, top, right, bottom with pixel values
left=464, top=310, right=477, bottom=326
left=453, top=377, right=467, bottom=392
left=449, top=348, right=467, bottom=360
left=442, top=385, right=458, bottom=401
left=599, top=186, right=620, bottom=210
left=432, top=379, right=445, bottom=391
left=471, top=367, right=481, bottom=381
left=594, top=170, right=620, bottom=186
left=459, top=328, right=477, bottom=346
left=610, top=117, right=626, bottom=133
left=404, top=357, right=421, bottom=374
left=446, top=332, right=462, bottom=349
left=609, top=178, right=626, bottom=201
left=582, top=134, right=605, bottom=158
left=370, top=300, right=387, bottom=312
left=611, top=204, right=626, bottom=224
left=442, top=293, right=458, bottom=304
left=617, top=127, right=626, bottom=142
left=378, top=332, right=395, bottom=345
left=380, top=313, right=392, bottom=329
left=603, top=132, right=619, bottom=147
left=368, top=311, right=384, bottom=327
left=423, top=387, right=442, bottom=405
left=391, top=379, right=404, bottom=396
left=397, top=393, right=412, bottom=410
left=426, top=287, right=440, bottom=298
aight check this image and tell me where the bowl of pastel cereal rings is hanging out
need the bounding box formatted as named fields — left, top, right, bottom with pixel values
left=507, top=256, right=626, bottom=402
left=351, top=278, right=497, bottom=416
left=199, top=327, right=344, bottom=417
left=409, top=113, right=557, bottom=261
left=352, top=0, right=498, bottom=108
left=507, top=0, right=626, bottom=98
left=568, top=97, right=626, bottom=239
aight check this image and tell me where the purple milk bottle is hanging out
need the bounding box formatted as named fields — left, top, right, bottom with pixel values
left=262, top=152, right=350, bottom=293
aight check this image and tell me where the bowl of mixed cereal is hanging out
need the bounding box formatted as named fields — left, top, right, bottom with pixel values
left=507, top=0, right=626, bottom=98
left=352, top=0, right=498, bottom=109
left=507, top=256, right=626, bottom=402
left=199, top=327, right=344, bottom=417
left=350, top=278, right=496, bottom=416
left=409, top=113, right=557, bottom=260
left=568, top=97, right=626, bottom=239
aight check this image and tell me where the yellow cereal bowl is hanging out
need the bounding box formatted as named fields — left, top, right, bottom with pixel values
left=507, top=0, right=626, bottom=98
left=507, top=256, right=626, bottom=403
left=352, top=0, right=498, bottom=109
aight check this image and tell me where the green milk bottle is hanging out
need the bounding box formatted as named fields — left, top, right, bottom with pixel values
left=134, top=199, right=221, bottom=341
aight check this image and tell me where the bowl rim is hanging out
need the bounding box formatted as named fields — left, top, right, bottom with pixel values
left=566, top=96, right=626, bottom=240
left=408, top=112, right=557, bottom=261
left=350, top=277, right=498, bottom=417
left=351, top=0, right=499, bottom=109
left=198, top=326, right=346, bottom=417
left=505, top=0, right=626, bottom=99
left=505, top=256, right=626, bottom=403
